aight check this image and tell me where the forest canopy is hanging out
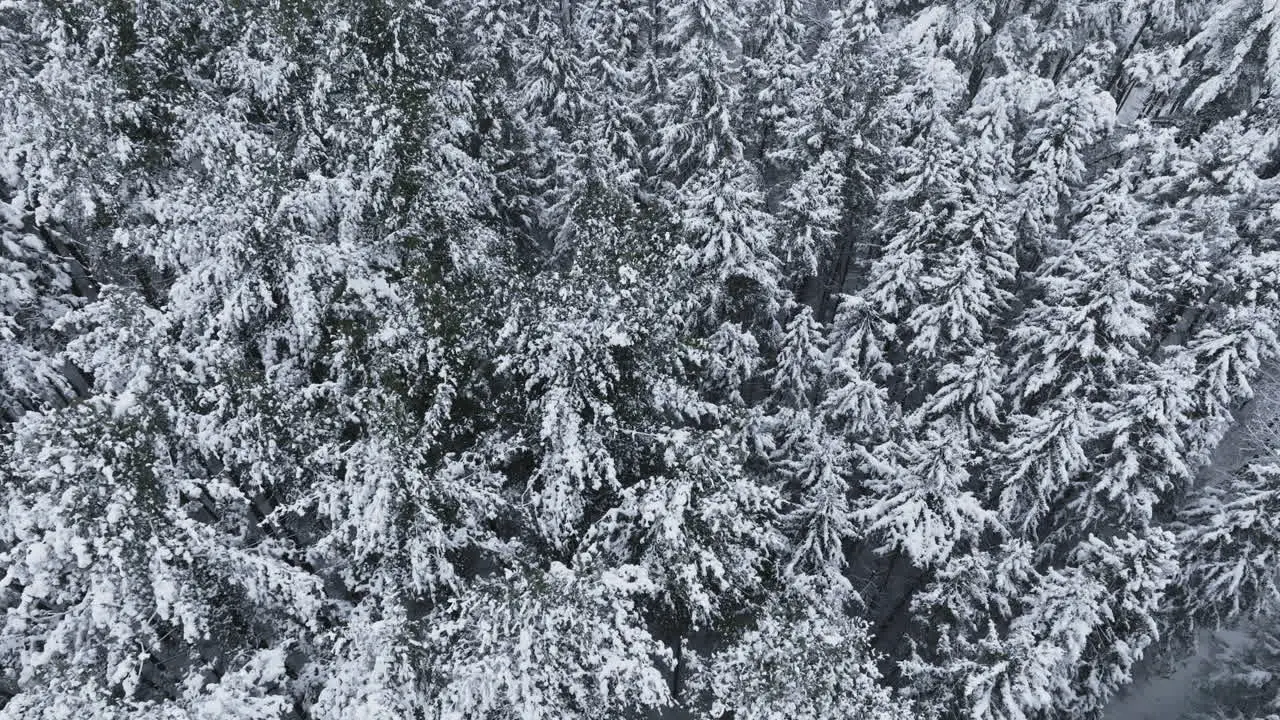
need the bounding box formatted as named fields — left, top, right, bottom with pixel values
left=2, top=0, right=1280, bottom=718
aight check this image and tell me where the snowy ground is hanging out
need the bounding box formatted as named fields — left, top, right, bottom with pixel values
left=1104, top=629, right=1253, bottom=720
left=1104, top=643, right=1207, bottom=720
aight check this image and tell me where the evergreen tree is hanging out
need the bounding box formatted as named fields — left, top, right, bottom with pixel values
left=695, top=597, right=910, bottom=720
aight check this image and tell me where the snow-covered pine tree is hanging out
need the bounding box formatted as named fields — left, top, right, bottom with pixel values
left=650, top=0, right=747, bottom=183
left=459, top=0, right=580, bottom=250
left=998, top=162, right=1158, bottom=532
left=0, top=168, right=85, bottom=422
left=1184, top=0, right=1280, bottom=114
left=425, top=563, right=671, bottom=720
left=0, top=2, right=509, bottom=716
left=574, top=426, right=784, bottom=706
left=1180, top=462, right=1280, bottom=625
left=767, top=306, right=860, bottom=605
left=741, top=0, right=810, bottom=165
left=694, top=594, right=912, bottom=720
left=770, top=0, right=896, bottom=301
left=0, top=0, right=102, bottom=423
left=567, top=0, right=656, bottom=211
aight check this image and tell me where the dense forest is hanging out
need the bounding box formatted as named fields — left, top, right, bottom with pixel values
left=2, top=0, right=1279, bottom=718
